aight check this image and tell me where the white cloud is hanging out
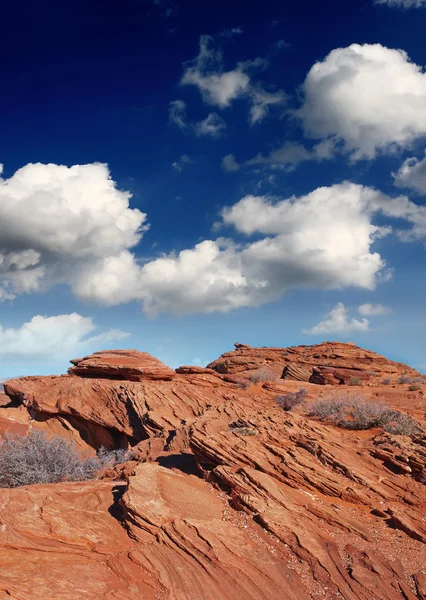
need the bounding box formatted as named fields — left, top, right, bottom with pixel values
left=169, top=101, right=226, bottom=138
left=298, top=44, right=426, bottom=159
left=303, top=303, right=369, bottom=335
left=394, top=152, right=426, bottom=193
left=172, top=154, right=192, bottom=172
left=375, top=0, right=426, bottom=7
left=0, top=313, right=128, bottom=358
left=358, top=303, right=392, bottom=316
left=2, top=162, right=425, bottom=317
left=0, top=162, right=148, bottom=301
left=169, top=99, right=188, bottom=129
left=181, top=35, right=286, bottom=124
left=195, top=113, right=226, bottom=137
left=222, top=154, right=240, bottom=172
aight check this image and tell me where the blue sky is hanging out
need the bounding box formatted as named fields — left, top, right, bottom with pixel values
left=1, top=0, right=426, bottom=378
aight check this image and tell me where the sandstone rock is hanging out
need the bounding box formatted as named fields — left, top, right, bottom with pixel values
left=282, top=362, right=312, bottom=382
left=208, top=341, right=421, bottom=385
left=0, top=344, right=425, bottom=599
left=69, top=349, right=176, bottom=381
left=175, top=365, right=216, bottom=375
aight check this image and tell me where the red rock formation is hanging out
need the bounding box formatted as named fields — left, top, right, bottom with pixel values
left=208, top=341, right=422, bottom=385
left=0, top=343, right=425, bottom=599
left=69, top=349, right=176, bottom=381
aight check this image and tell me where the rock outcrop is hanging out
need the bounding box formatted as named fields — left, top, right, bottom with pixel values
left=0, top=343, right=425, bottom=599
left=69, top=349, right=176, bottom=381
left=208, top=341, right=423, bottom=385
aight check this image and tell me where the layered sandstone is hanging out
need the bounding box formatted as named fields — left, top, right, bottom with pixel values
left=0, top=343, right=424, bottom=599
left=69, top=349, right=176, bottom=381
left=208, top=341, right=423, bottom=385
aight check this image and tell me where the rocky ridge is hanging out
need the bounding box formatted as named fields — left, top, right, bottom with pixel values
left=0, top=344, right=425, bottom=599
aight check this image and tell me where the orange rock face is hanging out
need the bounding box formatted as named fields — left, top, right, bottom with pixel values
left=208, top=341, right=423, bottom=385
left=69, top=349, right=176, bottom=381
left=0, top=343, right=425, bottom=599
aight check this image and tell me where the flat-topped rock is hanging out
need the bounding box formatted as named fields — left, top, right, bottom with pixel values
left=68, top=349, right=175, bottom=381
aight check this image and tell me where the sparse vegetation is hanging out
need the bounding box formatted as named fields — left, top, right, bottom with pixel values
left=381, top=377, right=391, bottom=385
left=235, top=378, right=251, bottom=390
left=398, top=375, right=424, bottom=385
left=408, top=383, right=422, bottom=392
left=275, top=388, right=308, bottom=411
left=385, top=414, right=421, bottom=436
left=307, top=392, right=421, bottom=435
left=349, top=376, right=361, bottom=386
left=0, top=431, right=134, bottom=488
left=247, top=367, right=277, bottom=384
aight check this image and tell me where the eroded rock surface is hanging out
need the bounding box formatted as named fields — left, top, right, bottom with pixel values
left=208, top=341, right=423, bottom=385
left=0, top=343, right=425, bottom=599
left=69, top=349, right=176, bottom=381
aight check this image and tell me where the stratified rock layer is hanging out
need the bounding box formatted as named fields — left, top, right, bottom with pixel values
left=69, top=349, right=176, bottom=381
left=0, top=343, right=425, bottom=599
left=208, top=341, right=422, bottom=385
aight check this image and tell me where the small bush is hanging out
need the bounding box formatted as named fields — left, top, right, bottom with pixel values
left=0, top=431, right=134, bottom=488
left=397, top=374, right=424, bottom=385
left=235, top=378, right=251, bottom=390
left=385, top=414, right=421, bottom=436
left=408, top=383, right=422, bottom=392
left=307, top=393, right=421, bottom=435
left=348, top=376, right=361, bottom=386
left=275, top=389, right=308, bottom=411
left=247, top=367, right=276, bottom=384
left=381, top=377, right=391, bottom=385
left=308, top=395, right=347, bottom=422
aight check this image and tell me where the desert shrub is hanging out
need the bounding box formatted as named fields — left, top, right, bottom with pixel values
left=235, top=378, right=251, bottom=390
left=345, top=399, right=396, bottom=430
left=408, top=383, right=422, bottom=392
left=307, top=393, right=421, bottom=434
left=381, top=377, right=391, bottom=385
left=228, top=419, right=257, bottom=436
left=308, top=395, right=347, bottom=422
left=385, top=414, right=422, bottom=436
left=247, top=367, right=276, bottom=384
left=275, top=388, right=308, bottom=411
left=0, top=431, right=134, bottom=488
left=349, top=377, right=361, bottom=386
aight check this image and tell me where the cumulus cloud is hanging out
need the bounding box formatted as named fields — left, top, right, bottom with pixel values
left=195, top=113, right=226, bottom=137
left=2, top=162, right=425, bottom=317
left=0, top=313, right=128, bottom=358
left=358, top=303, right=392, bottom=316
left=375, top=0, right=426, bottom=6
left=0, top=162, right=147, bottom=301
left=169, top=101, right=226, bottom=138
left=298, top=44, right=426, bottom=159
left=393, top=152, right=426, bottom=193
left=222, top=154, right=240, bottom=172
left=303, top=302, right=369, bottom=335
left=181, top=35, right=286, bottom=124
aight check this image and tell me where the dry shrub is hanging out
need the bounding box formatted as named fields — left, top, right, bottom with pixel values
left=247, top=367, right=276, bottom=384
left=408, top=383, right=422, bottom=392
left=275, top=389, right=308, bottom=411
left=349, top=376, right=361, bottom=386
left=381, top=377, right=391, bottom=385
left=0, top=430, right=134, bottom=488
left=235, top=378, right=251, bottom=390
left=307, top=392, right=421, bottom=434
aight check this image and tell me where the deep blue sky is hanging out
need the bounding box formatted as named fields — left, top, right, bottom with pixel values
left=1, top=0, right=425, bottom=377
